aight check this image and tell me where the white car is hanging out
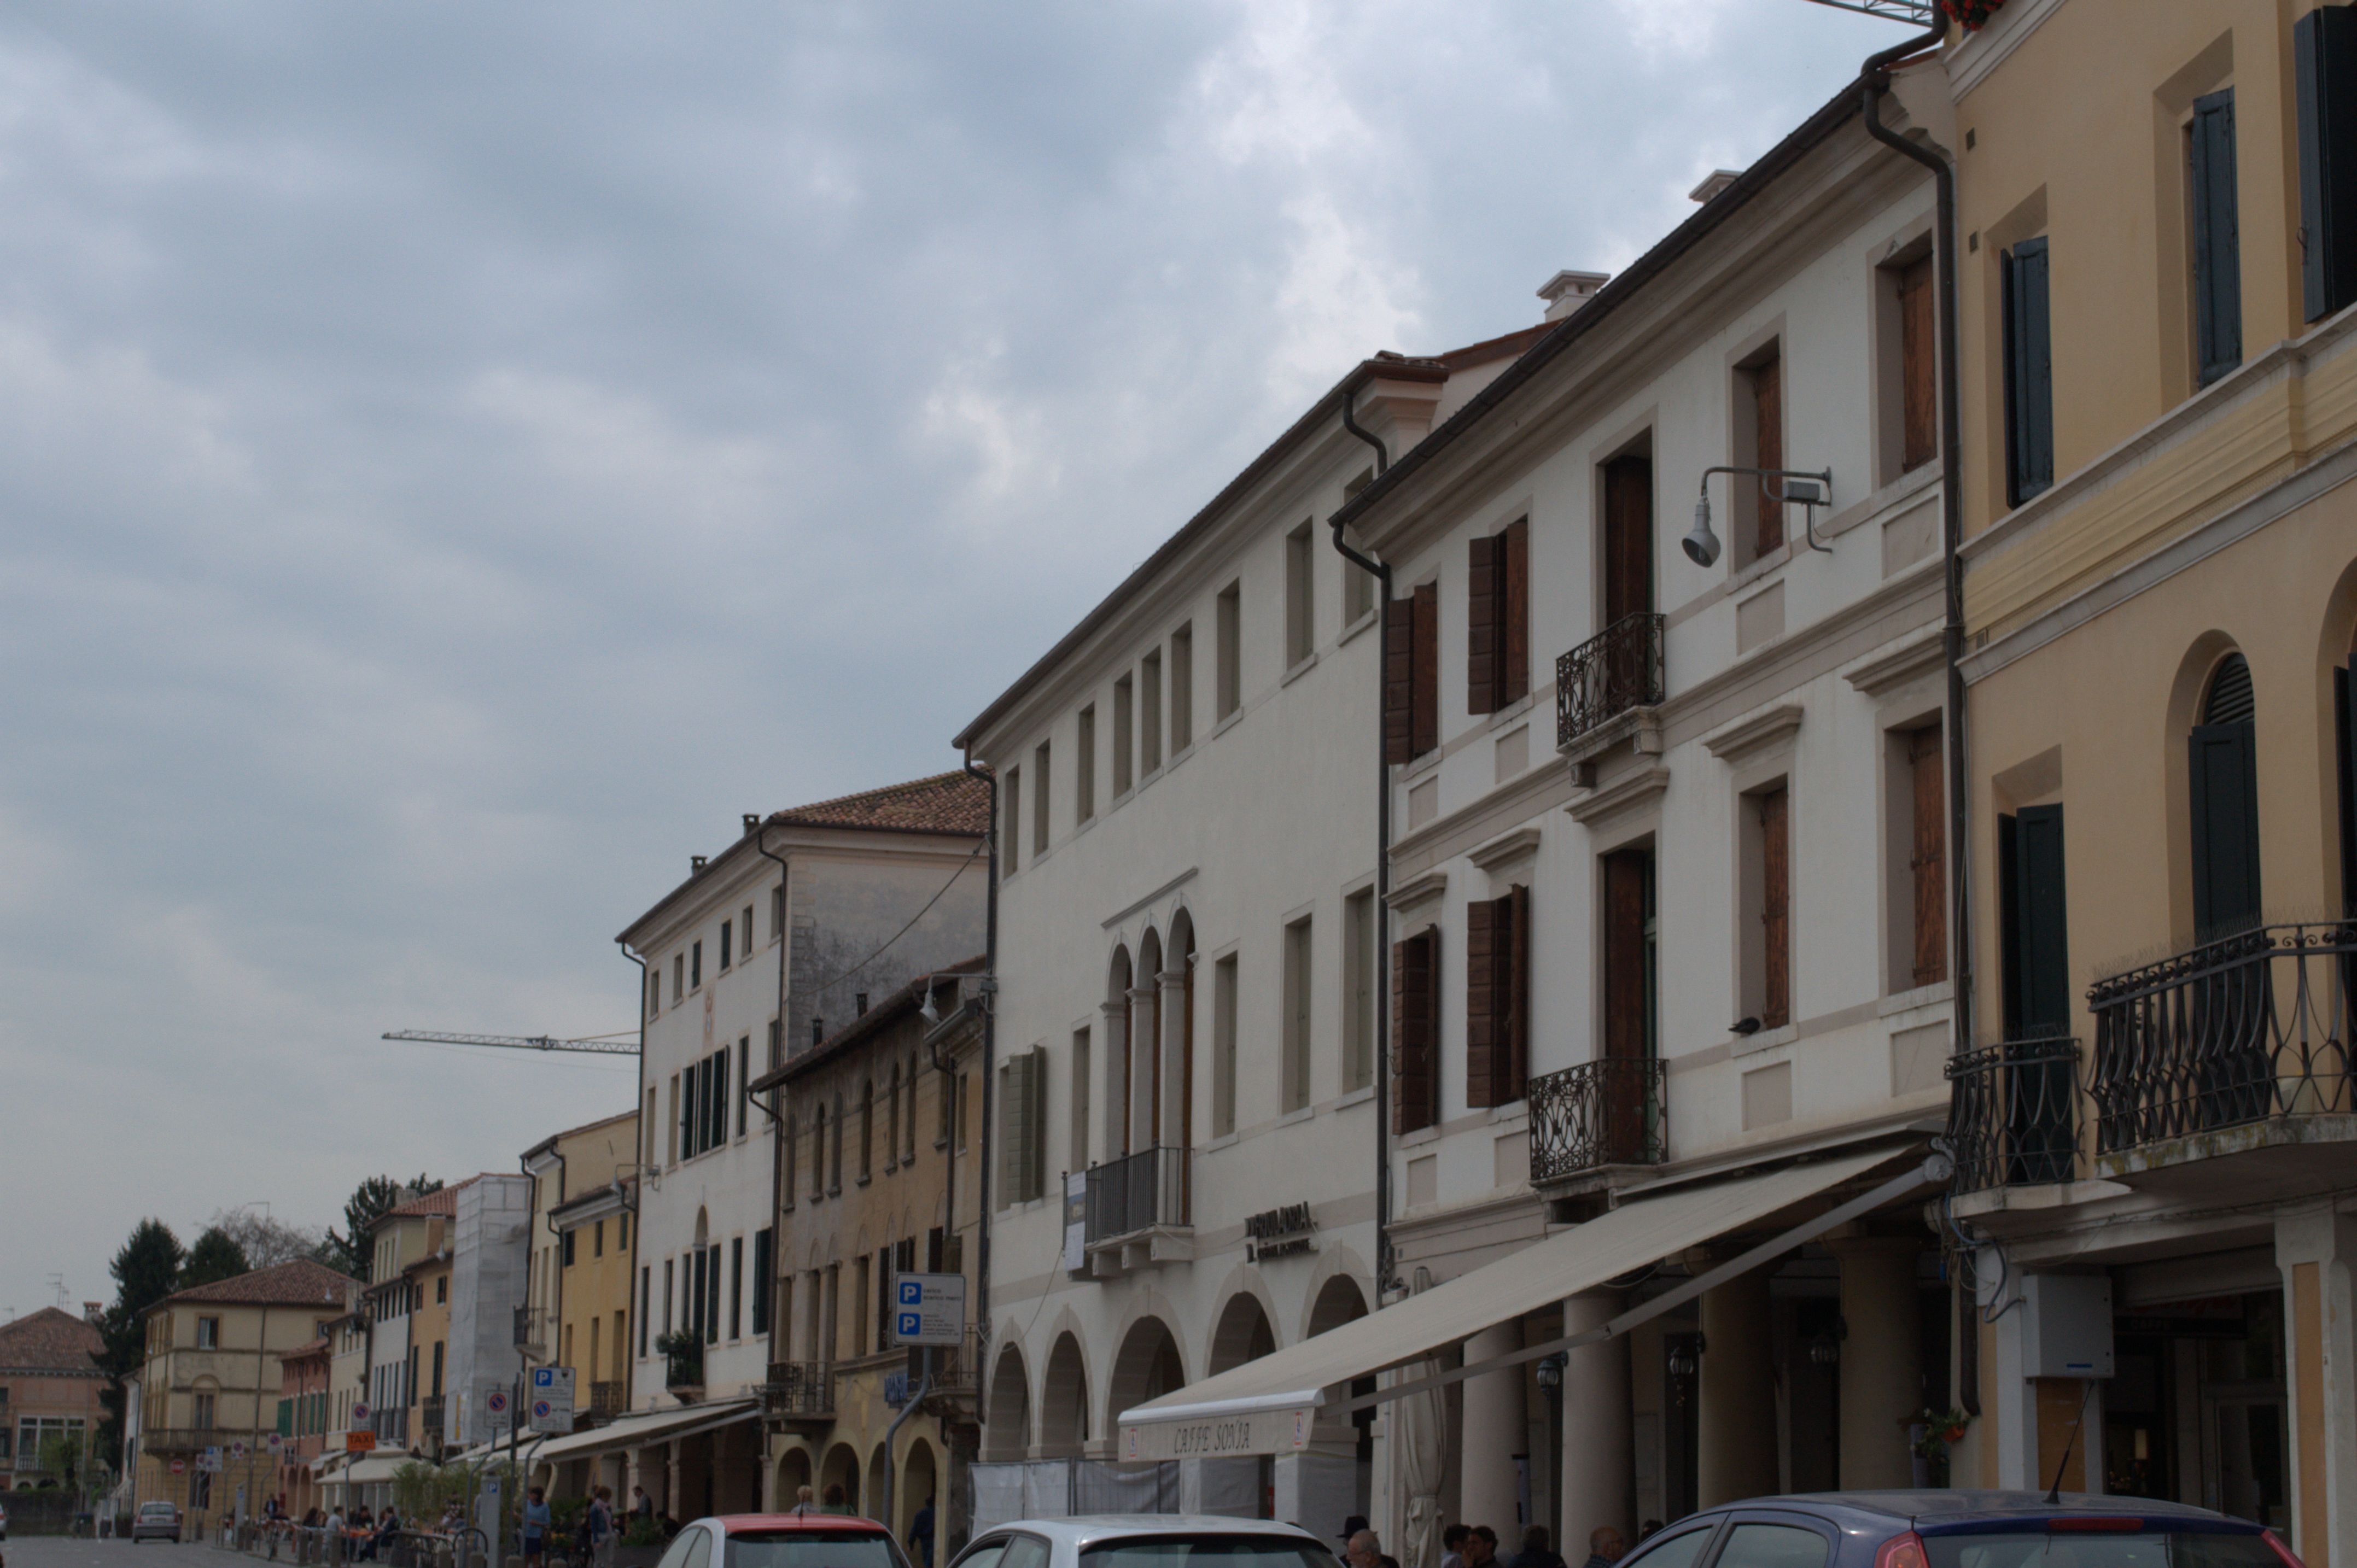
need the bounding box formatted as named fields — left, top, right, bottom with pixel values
left=131, top=1501, right=183, bottom=1543
left=949, top=1517, right=1344, bottom=1568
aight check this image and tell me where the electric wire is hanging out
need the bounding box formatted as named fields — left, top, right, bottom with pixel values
left=801, top=840, right=987, bottom=1003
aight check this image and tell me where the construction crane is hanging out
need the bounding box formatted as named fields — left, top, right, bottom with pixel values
left=1794, top=0, right=1939, bottom=21
left=382, top=1029, right=639, bottom=1057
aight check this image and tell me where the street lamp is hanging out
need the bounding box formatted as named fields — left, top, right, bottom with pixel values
left=1536, top=1353, right=1567, bottom=1549
left=1687, top=467, right=1835, bottom=565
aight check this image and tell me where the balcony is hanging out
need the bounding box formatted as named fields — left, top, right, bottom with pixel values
left=139, top=1429, right=219, bottom=1454
left=1528, top=1058, right=1667, bottom=1187
left=419, top=1396, right=445, bottom=1448
left=588, top=1381, right=626, bottom=1421
left=2088, top=922, right=2357, bottom=1189
left=1945, top=1032, right=2079, bottom=1192
left=661, top=1337, right=705, bottom=1399
left=759, top=1362, right=833, bottom=1429
left=371, top=1407, right=408, bottom=1445
left=1084, top=1146, right=1192, bottom=1273
left=1557, top=612, right=1665, bottom=760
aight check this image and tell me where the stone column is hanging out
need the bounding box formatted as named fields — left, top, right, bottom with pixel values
left=1099, top=1002, right=1127, bottom=1163
left=1560, top=1291, right=1631, bottom=1552
left=1696, top=1265, right=1777, bottom=1507
left=1275, top=1453, right=1361, bottom=1540
left=1160, top=968, right=1192, bottom=1151
left=1828, top=1238, right=1923, bottom=1490
left=1128, top=987, right=1159, bottom=1155
left=1461, top=1320, right=1525, bottom=1533
left=2278, top=1205, right=2357, bottom=1568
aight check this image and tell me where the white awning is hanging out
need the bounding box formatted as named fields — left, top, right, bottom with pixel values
left=529, top=1399, right=759, bottom=1464
left=1119, top=1146, right=1937, bottom=1458
left=327, top=1454, right=410, bottom=1488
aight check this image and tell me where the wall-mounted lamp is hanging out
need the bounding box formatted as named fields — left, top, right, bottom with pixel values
left=1806, top=1316, right=1850, bottom=1368
left=1688, top=466, right=1835, bottom=565
left=1535, top=1351, right=1568, bottom=1392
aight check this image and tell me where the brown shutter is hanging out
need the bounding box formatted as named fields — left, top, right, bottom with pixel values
left=1385, top=595, right=1416, bottom=764
left=1899, top=256, right=1938, bottom=472
left=1467, top=534, right=1500, bottom=716
left=1465, top=897, right=1498, bottom=1108
left=1501, top=519, right=1530, bottom=706
left=1753, top=353, right=1783, bottom=557
left=1911, top=725, right=1948, bottom=986
left=1760, top=787, right=1791, bottom=1029
left=1411, top=581, right=1439, bottom=757
left=1602, top=853, right=1647, bottom=1063
left=1507, top=882, right=1531, bottom=1101
left=1391, top=929, right=1438, bottom=1134
left=1602, top=456, right=1653, bottom=626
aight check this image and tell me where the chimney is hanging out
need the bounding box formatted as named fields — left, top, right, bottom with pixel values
left=690, top=854, right=709, bottom=874
left=1537, top=270, right=1611, bottom=323
left=84, top=1302, right=103, bottom=1325
left=855, top=992, right=870, bottom=1016
left=742, top=814, right=761, bottom=836
left=1689, top=168, right=1742, bottom=204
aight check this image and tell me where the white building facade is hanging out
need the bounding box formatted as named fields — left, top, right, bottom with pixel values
left=956, top=324, right=1550, bottom=1530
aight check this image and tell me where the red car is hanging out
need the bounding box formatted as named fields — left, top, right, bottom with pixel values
left=655, top=1513, right=914, bottom=1568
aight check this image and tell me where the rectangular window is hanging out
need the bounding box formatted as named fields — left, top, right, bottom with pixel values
left=1344, top=888, right=1376, bottom=1093
left=1141, top=648, right=1163, bottom=774
left=1212, top=953, right=1239, bottom=1139
left=738, top=1036, right=750, bottom=1137
left=1076, top=705, right=1096, bottom=822
left=1033, top=740, right=1052, bottom=855
left=668, top=1072, right=681, bottom=1164
left=708, top=1245, right=724, bottom=1344
left=772, top=883, right=786, bottom=941
left=1466, top=886, right=1531, bottom=1107
left=1998, top=805, right=2070, bottom=1035
left=2002, top=237, right=2055, bottom=506
left=691, top=940, right=702, bottom=990
left=619, top=1212, right=628, bottom=1249
left=430, top=1339, right=444, bottom=1399
left=1384, top=583, right=1440, bottom=763
left=1899, top=724, right=1948, bottom=988
left=730, top=1236, right=743, bottom=1341
left=1391, top=928, right=1440, bottom=1134
left=647, top=967, right=660, bottom=1020
left=594, top=1219, right=605, bottom=1258
left=1742, top=785, right=1793, bottom=1030
left=1740, top=345, right=1784, bottom=560
left=720, top=918, right=732, bottom=972
left=876, top=1246, right=893, bottom=1351
left=1898, top=254, right=1938, bottom=472
left=743, top=904, right=754, bottom=954
left=783, top=1107, right=798, bottom=1207
left=1170, top=623, right=1194, bottom=751
left=661, top=1260, right=673, bottom=1337
left=2298, top=4, right=2357, bottom=321
left=562, top=1228, right=576, bottom=1268
left=1070, top=1026, right=1091, bottom=1172
left=195, top=1392, right=216, bottom=1429
left=1602, top=452, right=1653, bottom=624
left=752, top=1227, right=773, bottom=1336
left=1216, top=581, right=1242, bottom=720
left=197, top=1317, right=219, bottom=1350
left=996, top=1048, right=1048, bottom=1205
left=2188, top=88, right=2242, bottom=388
left=1286, top=520, right=1316, bottom=665
left=673, top=952, right=685, bottom=1003
left=1002, top=765, right=1021, bottom=873
left=1112, top=675, right=1134, bottom=795
left=1282, top=915, right=1314, bottom=1113
left=1467, top=518, right=1530, bottom=715
left=853, top=1255, right=870, bottom=1356
left=1602, top=846, right=1659, bottom=1078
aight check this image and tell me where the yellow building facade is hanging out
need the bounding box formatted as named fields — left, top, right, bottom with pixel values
left=1947, top=2, right=2357, bottom=1563
left=524, top=1109, right=639, bottom=1498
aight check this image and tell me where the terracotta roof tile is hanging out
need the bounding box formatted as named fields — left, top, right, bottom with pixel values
left=765, top=771, right=990, bottom=837
left=160, top=1259, right=356, bottom=1310
left=0, top=1306, right=103, bottom=1370
left=381, top=1175, right=480, bottom=1221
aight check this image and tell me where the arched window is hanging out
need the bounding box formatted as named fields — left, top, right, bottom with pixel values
left=811, top=1103, right=827, bottom=1199
left=905, top=1054, right=920, bottom=1162
left=783, top=1106, right=799, bottom=1207
left=860, top=1079, right=874, bottom=1179
left=2190, top=651, right=2263, bottom=935
left=885, top=1064, right=901, bottom=1171
left=831, top=1092, right=845, bottom=1192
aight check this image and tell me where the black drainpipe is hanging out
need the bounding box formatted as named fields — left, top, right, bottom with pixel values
left=614, top=938, right=647, bottom=1408
left=1860, top=15, right=1975, bottom=1415
left=960, top=748, right=998, bottom=1346
left=1331, top=379, right=1399, bottom=1298
left=754, top=824, right=793, bottom=1382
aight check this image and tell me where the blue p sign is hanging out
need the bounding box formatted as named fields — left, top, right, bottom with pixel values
left=899, top=1279, right=923, bottom=1306
left=897, top=1312, right=921, bottom=1339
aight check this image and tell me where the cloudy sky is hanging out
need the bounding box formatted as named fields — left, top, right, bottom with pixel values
left=0, top=1, right=1907, bottom=1322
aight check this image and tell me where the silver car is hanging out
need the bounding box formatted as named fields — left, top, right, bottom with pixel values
left=131, top=1502, right=183, bottom=1544
left=949, top=1517, right=1343, bottom=1568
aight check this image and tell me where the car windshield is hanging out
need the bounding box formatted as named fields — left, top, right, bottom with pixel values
left=1083, top=1535, right=1342, bottom=1568
left=141, top=1505, right=176, bottom=1517
left=728, top=1529, right=911, bottom=1568
left=1924, top=1531, right=2279, bottom=1568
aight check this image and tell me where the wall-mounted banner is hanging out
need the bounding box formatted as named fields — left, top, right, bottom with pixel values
left=1119, top=1403, right=1315, bottom=1461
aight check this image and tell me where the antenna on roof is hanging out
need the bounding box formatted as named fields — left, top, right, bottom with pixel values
left=1792, top=0, right=1939, bottom=20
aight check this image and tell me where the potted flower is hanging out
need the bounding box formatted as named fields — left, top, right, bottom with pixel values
left=1909, top=1407, right=1973, bottom=1487
left=1941, top=0, right=2006, bottom=29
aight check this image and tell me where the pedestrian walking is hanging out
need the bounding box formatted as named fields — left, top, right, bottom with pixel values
left=522, top=1488, right=551, bottom=1568
left=1441, top=1525, right=1473, bottom=1568
left=1463, top=1526, right=1502, bottom=1568
left=1504, top=1528, right=1566, bottom=1568
left=1345, top=1527, right=1401, bottom=1568
left=1581, top=1529, right=1625, bottom=1568
left=909, top=1497, right=935, bottom=1568
left=589, top=1488, right=615, bottom=1568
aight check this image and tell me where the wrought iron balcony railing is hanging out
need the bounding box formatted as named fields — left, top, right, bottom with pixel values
left=760, top=1361, right=833, bottom=1421
left=1085, top=1145, right=1191, bottom=1246
left=418, top=1396, right=444, bottom=1443
left=1528, top=1057, right=1667, bottom=1184
left=1557, top=612, right=1665, bottom=750
left=664, top=1344, right=704, bottom=1393
left=2089, top=922, right=2356, bottom=1155
left=588, top=1381, right=626, bottom=1420
left=371, top=1407, right=408, bottom=1444
left=1945, top=1032, right=2080, bottom=1191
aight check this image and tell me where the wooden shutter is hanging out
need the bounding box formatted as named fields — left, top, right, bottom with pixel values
left=1911, top=727, right=1947, bottom=986
left=1507, top=883, right=1530, bottom=1100
left=1032, top=1047, right=1051, bottom=1201
left=1998, top=813, right=2023, bottom=1037
left=2003, top=239, right=2055, bottom=506
left=1502, top=519, right=1530, bottom=706
left=1391, top=930, right=1437, bottom=1134
left=1899, top=255, right=1938, bottom=471
left=2297, top=6, right=2357, bottom=323
left=2013, top=804, right=2070, bottom=1031
left=2189, top=89, right=2243, bottom=388
left=1602, top=850, right=1650, bottom=1062
left=1759, top=787, right=1791, bottom=1029
left=2338, top=664, right=2357, bottom=915
left=1466, top=898, right=1499, bottom=1108
left=712, top=1049, right=730, bottom=1152
left=2190, top=723, right=2263, bottom=935
left=1602, top=455, right=1653, bottom=626
left=1385, top=596, right=1417, bottom=763
left=1411, top=582, right=1439, bottom=757
left=1753, top=353, right=1784, bottom=557
left=1467, top=534, right=1501, bottom=715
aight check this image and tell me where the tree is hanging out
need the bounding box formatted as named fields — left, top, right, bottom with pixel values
left=179, top=1227, right=251, bottom=1290
left=95, top=1219, right=184, bottom=1470
left=202, top=1207, right=326, bottom=1269
left=320, top=1174, right=441, bottom=1282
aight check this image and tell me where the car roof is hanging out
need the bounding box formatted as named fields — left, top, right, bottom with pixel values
left=977, top=1518, right=1328, bottom=1549
left=1682, top=1491, right=2251, bottom=1532
left=706, top=1514, right=891, bottom=1534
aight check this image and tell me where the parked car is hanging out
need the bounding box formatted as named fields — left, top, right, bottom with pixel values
left=1613, top=1492, right=2301, bottom=1568
left=949, top=1517, right=1343, bottom=1568
left=656, top=1512, right=915, bottom=1568
left=131, top=1501, right=183, bottom=1544
left=0, top=1494, right=9, bottom=1540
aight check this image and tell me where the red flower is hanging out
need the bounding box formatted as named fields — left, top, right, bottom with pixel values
left=1941, top=0, right=2006, bottom=28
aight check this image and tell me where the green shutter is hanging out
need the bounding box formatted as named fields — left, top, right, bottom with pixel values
left=2004, top=239, right=2055, bottom=505
left=2190, top=89, right=2243, bottom=386
left=2013, top=804, right=2070, bottom=1032
left=2297, top=6, right=2357, bottom=321
left=276, top=1399, right=292, bottom=1437
left=2190, top=722, right=2263, bottom=935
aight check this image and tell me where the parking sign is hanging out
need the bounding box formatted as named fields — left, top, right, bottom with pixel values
left=889, top=1272, right=966, bottom=1345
